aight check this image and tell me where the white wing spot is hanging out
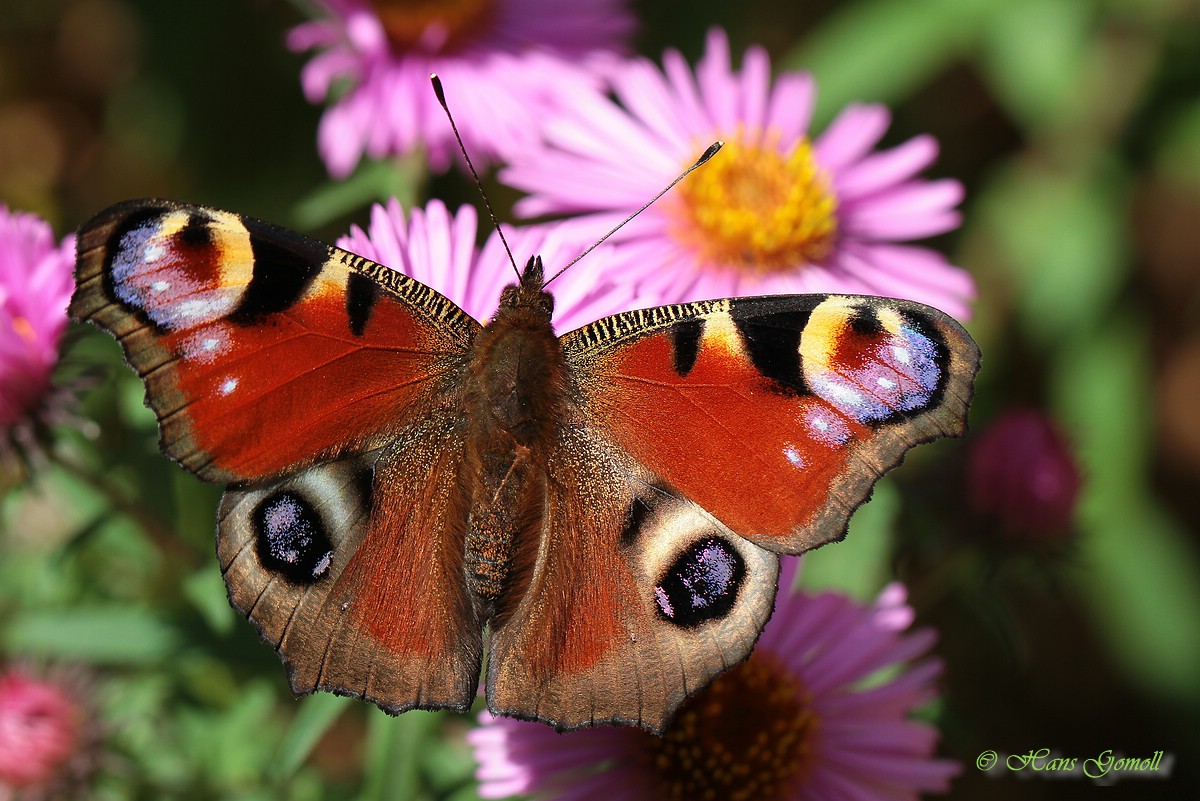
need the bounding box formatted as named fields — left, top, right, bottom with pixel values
left=219, top=377, right=238, bottom=396
left=783, top=444, right=806, bottom=469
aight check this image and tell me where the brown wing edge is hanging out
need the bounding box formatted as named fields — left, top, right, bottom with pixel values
left=782, top=301, right=981, bottom=555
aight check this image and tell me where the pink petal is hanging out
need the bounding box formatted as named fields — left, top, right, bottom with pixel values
left=765, top=71, right=815, bottom=140
left=696, top=28, right=737, bottom=133
left=835, top=134, right=939, bottom=200
left=815, top=103, right=891, bottom=172
left=738, top=43, right=772, bottom=133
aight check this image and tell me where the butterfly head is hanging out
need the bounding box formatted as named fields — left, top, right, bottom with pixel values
left=496, top=255, right=554, bottom=319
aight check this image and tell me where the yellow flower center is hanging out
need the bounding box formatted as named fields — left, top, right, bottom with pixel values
left=640, top=652, right=819, bottom=800
left=369, top=0, right=493, bottom=52
left=672, top=132, right=838, bottom=275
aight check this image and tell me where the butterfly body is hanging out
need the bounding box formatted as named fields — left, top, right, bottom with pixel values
left=460, top=256, right=564, bottom=605
left=71, top=199, right=980, bottom=733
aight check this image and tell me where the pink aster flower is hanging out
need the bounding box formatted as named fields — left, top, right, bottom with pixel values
left=469, top=559, right=959, bottom=801
left=339, top=197, right=637, bottom=330
left=503, top=28, right=975, bottom=318
left=0, top=667, right=85, bottom=796
left=0, top=206, right=74, bottom=454
left=968, top=407, right=1082, bottom=539
left=290, top=0, right=634, bottom=177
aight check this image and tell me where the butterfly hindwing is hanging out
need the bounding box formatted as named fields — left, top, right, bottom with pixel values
left=72, top=199, right=485, bottom=713
left=562, top=294, right=979, bottom=554
left=218, top=413, right=482, bottom=713
left=486, top=423, right=778, bottom=732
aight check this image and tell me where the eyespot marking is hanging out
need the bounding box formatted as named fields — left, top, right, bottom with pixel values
left=252, top=490, right=334, bottom=584
left=801, top=300, right=950, bottom=424
left=105, top=209, right=251, bottom=331
left=654, top=537, right=745, bottom=627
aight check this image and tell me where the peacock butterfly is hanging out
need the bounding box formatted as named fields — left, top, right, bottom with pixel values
left=70, top=199, right=979, bottom=733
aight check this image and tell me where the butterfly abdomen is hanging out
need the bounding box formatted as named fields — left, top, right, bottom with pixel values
left=461, top=268, right=567, bottom=605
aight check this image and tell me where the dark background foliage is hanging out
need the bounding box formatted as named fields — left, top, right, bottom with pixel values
left=2, top=0, right=1198, bottom=798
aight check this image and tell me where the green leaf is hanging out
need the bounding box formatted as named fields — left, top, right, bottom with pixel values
left=183, top=565, right=236, bottom=635
left=978, top=0, right=1092, bottom=133
left=1055, top=316, right=1200, bottom=704
left=1154, top=95, right=1200, bottom=192
left=422, top=719, right=479, bottom=794
left=3, top=605, right=179, bottom=664
left=360, top=709, right=441, bottom=801
left=293, top=155, right=426, bottom=230
left=785, top=0, right=1003, bottom=124
left=444, top=784, right=484, bottom=801
left=798, top=480, right=897, bottom=601
left=118, top=372, right=158, bottom=432
left=275, top=693, right=353, bottom=779
left=974, top=159, right=1129, bottom=344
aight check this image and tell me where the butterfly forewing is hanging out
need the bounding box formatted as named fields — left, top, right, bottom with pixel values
left=71, top=199, right=477, bottom=483
left=562, top=294, right=980, bottom=553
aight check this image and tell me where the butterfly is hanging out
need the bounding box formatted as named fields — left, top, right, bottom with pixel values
left=71, top=199, right=979, bottom=733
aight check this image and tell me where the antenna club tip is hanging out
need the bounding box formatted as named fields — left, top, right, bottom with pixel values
left=697, top=141, right=723, bottom=165
left=430, top=73, right=447, bottom=105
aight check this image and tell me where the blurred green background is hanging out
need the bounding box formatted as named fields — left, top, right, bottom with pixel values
left=2, top=0, right=1199, bottom=798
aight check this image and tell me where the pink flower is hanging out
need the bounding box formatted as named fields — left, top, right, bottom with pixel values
left=0, top=206, right=74, bottom=437
left=0, top=668, right=83, bottom=792
left=503, top=28, right=975, bottom=318
left=290, top=0, right=635, bottom=177
left=469, top=560, right=959, bottom=800
left=338, top=197, right=637, bottom=330
left=968, top=408, right=1082, bottom=538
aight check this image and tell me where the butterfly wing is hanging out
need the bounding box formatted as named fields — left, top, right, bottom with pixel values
left=565, top=293, right=979, bottom=552
left=486, top=422, right=778, bottom=732
left=486, top=293, right=977, bottom=732
left=72, top=200, right=485, bottom=713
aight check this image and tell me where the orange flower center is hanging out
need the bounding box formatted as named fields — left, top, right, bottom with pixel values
left=10, top=316, right=36, bottom=343
left=640, top=652, right=818, bottom=800
left=671, top=132, right=838, bottom=275
left=368, top=0, right=494, bottom=52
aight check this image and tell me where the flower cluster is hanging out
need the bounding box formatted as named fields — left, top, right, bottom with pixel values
left=290, top=0, right=634, bottom=176
left=0, top=666, right=97, bottom=799
left=0, top=206, right=74, bottom=470
left=294, top=12, right=974, bottom=319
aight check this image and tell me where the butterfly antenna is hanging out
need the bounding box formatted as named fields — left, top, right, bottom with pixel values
left=542, top=141, right=723, bottom=287
left=430, top=73, right=520, bottom=280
